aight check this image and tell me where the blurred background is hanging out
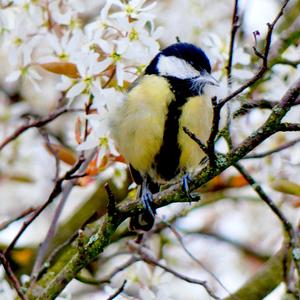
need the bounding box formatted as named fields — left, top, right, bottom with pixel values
left=0, top=0, right=299, bottom=299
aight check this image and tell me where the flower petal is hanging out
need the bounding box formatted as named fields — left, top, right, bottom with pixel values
left=6, top=70, right=21, bottom=82
left=116, top=62, right=124, bottom=87
left=76, top=137, right=99, bottom=151
left=66, top=81, right=85, bottom=98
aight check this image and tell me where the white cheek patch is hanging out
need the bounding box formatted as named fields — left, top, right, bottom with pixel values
left=157, top=55, right=200, bottom=79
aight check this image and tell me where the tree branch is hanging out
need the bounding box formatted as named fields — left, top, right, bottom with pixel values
left=0, top=251, right=27, bottom=300
left=234, top=163, right=300, bottom=295
left=234, top=163, right=293, bottom=234
left=106, top=280, right=127, bottom=300
left=4, top=151, right=90, bottom=256
left=76, top=257, right=139, bottom=285
left=0, top=207, right=36, bottom=231
left=218, top=0, right=291, bottom=108
left=224, top=250, right=285, bottom=300
left=128, top=241, right=220, bottom=300
left=207, top=97, right=220, bottom=165
left=165, top=223, right=233, bottom=297
left=278, top=122, right=300, bottom=131
left=31, top=150, right=97, bottom=278
left=243, top=137, right=300, bottom=159
left=0, top=106, right=79, bottom=151
left=269, top=15, right=300, bottom=66
left=185, top=228, right=270, bottom=261
left=226, top=0, right=240, bottom=88
left=183, top=126, right=208, bottom=153
left=233, top=96, right=300, bottom=118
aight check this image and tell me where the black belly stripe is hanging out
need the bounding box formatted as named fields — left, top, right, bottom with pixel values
left=154, top=96, right=187, bottom=180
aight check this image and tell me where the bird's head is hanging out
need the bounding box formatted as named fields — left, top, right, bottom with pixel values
left=145, top=42, right=218, bottom=97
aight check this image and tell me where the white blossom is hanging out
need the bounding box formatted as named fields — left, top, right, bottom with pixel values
left=65, top=52, right=108, bottom=99
left=108, top=0, right=156, bottom=20
left=40, top=29, right=84, bottom=63
left=6, top=65, right=42, bottom=91
left=76, top=88, right=123, bottom=152
left=48, top=1, right=79, bottom=26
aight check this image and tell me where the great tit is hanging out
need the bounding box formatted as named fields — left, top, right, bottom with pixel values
left=111, top=42, right=218, bottom=231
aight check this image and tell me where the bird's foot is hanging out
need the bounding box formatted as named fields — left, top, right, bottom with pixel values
left=129, top=184, right=156, bottom=232
left=181, top=173, right=200, bottom=202
left=141, top=187, right=156, bottom=218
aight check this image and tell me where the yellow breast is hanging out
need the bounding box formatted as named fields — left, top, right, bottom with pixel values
left=111, top=75, right=174, bottom=175
left=178, top=96, right=213, bottom=171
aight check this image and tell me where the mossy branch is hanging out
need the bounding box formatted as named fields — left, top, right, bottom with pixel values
left=224, top=250, right=285, bottom=300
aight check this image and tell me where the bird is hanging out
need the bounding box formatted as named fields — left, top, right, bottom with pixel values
left=110, top=42, right=218, bottom=231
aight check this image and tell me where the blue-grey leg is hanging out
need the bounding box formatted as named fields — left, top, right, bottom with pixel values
left=129, top=177, right=158, bottom=231
left=181, top=173, right=200, bottom=201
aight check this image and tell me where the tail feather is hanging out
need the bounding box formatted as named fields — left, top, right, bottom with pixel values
left=129, top=211, right=156, bottom=232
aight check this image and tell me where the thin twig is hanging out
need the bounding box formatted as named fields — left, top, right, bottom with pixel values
left=106, top=280, right=127, bottom=300
left=31, top=149, right=97, bottom=278
left=183, top=127, right=208, bottom=153
left=154, top=200, right=269, bottom=260
left=0, top=207, right=36, bottom=231
left=226, top=0, right=240, bottom=88
left=128, top=241, right=220, bottom=300
left=260, top=0, right=290, bottom=67
left=39, top=129, right=61, bottom=181
left=218, top=0, right=290, bottom=108
left=31, top=182, right=75, bottom=278
left=4, top=185, right=62, bottom=255
left=272, top=58, right=300, bottom=68
left=269, top=15, right=300, bottom=64
left=233, top=96, right=300, bottom=118
left=234, top=163, right=293, bottom=232
left=165, top=222, right=235, bottom=299
left=104, top=182, right=117, bottom=216
left=234, top=163, right=300, bottom=283
left=83, top=96, right=94, bottom=141
left=38, top=94, right=95, bottom=273
left=233, top=99, right=278, bottom=117
left=279, top=122, right=300, bottom=131
left=244, top=137, right=300, bottom=159
left=66, top=172, right=87, bottom=179
left=100, top=257, right=138, bottom=284
left=76, top=257, right=139, bottom=285
left=224, top=3, right=236, bottom=149
left=0, top=251, right=27, bottom=300
left=189, top=229, right=270, bottom=261
left=4, top=154, right=86, bottom=255
left=0, top=106, right=76, bottom=151
left=207, top=97, right=220, bottom=165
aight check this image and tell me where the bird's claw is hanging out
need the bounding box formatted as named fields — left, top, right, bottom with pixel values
left=141, top=188, right=156, bottom=218
left=181, top=174, right=200, bottom=202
